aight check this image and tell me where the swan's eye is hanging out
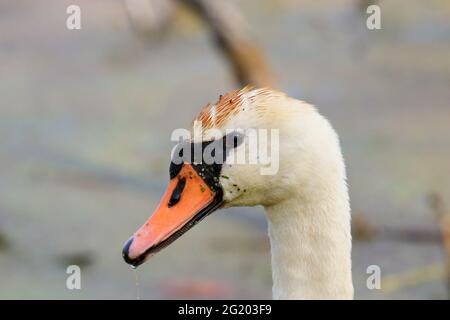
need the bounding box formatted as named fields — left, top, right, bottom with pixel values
left=224, top=131, right=244, bottom=149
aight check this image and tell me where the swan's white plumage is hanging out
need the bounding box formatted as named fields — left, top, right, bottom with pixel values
left=193, top=87, right=353, bottom=299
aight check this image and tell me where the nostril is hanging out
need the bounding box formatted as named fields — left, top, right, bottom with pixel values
left=168, top=177, right=186, bottom=207
left=122, top=237, right=134, bottom=264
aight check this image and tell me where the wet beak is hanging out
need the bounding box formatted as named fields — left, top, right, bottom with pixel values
left=122, top=164, right=222, bottom=268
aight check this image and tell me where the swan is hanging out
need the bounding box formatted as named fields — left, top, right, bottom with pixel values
left=122, top=87, right=353, bottom=299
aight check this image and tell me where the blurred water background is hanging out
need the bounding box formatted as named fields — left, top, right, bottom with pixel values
left=0, top=0, right=450, bottom=299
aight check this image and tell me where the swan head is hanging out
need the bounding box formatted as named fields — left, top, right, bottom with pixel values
left=122, top=87, right=345, bottom=267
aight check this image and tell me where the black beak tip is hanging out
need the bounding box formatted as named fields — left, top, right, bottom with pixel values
left=122, top=236, right=150, bottom=268
left=122, top=237, right=136, bottom=266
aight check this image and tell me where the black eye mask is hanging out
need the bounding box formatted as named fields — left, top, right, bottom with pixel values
left=169, top=131, right=244, bottom=192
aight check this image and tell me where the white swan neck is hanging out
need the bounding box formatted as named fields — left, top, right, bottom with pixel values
left=265, top=196, right=353, bottom=299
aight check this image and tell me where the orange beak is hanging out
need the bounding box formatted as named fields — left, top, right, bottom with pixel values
left=122, top=164, right=222, bottom=267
